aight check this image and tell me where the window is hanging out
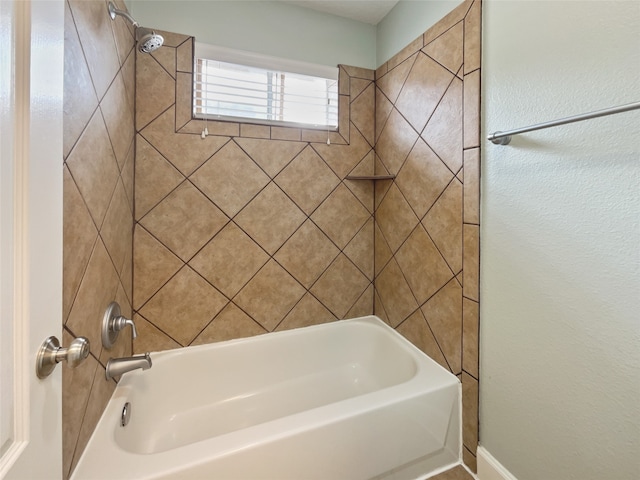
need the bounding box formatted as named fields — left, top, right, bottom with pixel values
left=193, top=44, right=338, bottom=129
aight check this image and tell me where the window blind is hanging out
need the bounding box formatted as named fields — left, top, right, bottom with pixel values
left=193, top=56, right=338, bottom=129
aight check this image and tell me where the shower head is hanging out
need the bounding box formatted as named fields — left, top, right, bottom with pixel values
left=107, top=2, right=164, bottom=54
left=137, top=28, right=164, bottom=54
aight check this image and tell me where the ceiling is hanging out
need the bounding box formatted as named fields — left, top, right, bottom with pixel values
left=282, top=1, right=400, bottom=25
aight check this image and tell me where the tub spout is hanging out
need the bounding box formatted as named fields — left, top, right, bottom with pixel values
left=106, top=353, right=152, bottom=381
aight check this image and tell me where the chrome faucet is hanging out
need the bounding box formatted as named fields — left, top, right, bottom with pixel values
left=106, top=353, right=152, bottom=380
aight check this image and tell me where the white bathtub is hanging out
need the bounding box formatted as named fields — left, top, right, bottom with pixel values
left=71, top=316, right=461, bottom=480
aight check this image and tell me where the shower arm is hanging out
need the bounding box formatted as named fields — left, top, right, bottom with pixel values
left=108, top=2, right=139, bottom=28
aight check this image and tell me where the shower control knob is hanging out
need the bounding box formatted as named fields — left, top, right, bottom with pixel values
left=36, top=335, right=90, bottom=379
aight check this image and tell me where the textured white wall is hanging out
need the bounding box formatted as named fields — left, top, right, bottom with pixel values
left=481, top=1, right=640, bottom=479
left=129, top=0, right=376, bottom=69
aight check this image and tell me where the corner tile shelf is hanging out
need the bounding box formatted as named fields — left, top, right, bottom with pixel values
left=344, top=175, right=396, bottom=180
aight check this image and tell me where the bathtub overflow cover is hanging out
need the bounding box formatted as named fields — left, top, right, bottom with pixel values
left=121, top=402, right=131, bottom=427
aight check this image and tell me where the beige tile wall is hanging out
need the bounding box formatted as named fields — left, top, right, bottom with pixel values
left=133, top=37, right=376, bottom=351
left=374, top=0, right=481, bottom=471
left=62, top=0, right=134, bottom=477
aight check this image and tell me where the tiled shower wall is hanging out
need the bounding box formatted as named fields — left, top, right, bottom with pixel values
left=132, top=35, right=377, bottom=351
left=62, top=0, right=134, bottom=477
left=133, top=0, right=481, bottom=473
left=373, top=0, right=481, bottom=470
left=61, top=0, right=480, bottom=477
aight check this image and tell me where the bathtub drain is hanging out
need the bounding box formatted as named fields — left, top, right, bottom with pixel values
left=121, top=402, right=131, bottom=427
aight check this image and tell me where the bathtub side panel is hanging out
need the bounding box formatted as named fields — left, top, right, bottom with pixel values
left=149, top=385, right=459, bottom=480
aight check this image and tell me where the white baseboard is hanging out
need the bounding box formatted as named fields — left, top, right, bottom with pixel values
left=477, top=446, right=518, bottom=480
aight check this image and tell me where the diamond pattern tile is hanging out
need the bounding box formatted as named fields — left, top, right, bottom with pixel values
left=345, top=152, right=375, bottom=213
left=274, top=220, right=339, bottom=289
left=234, top=183, right=306, bottom=255
left=66, top=110, right=120, bottom=228
left=374, top=289, right=390, bottom=325
left=375, top=258, right=418, bottom=327
left=235, top=137, right=306, bottom=177
left=395, top=224, right=454, bottom=305
left=177, top=40, right=193, bottom=73
left=134, top=135, right=184, bottom=220
left=387, top=36, right=423, bottom=71
left=63, top=0, right=98, bottom=159
left=68, top=0, right=120, bottom=101
left=311, top=184, right=371, bottom=249
left=121, top=141, right=135, bottom=212
left=375, top=87, right=393, bottom=143
left=234, top=260, right=306, bottom=331
left=276, top=293, right=337, bottom=331
left=275, top=146, right=340, bottom=215
left=62, top=333, right=97, bottom=478
left=133, top=313, right=181, bottom=354
left=346, top=284, right=374, bottom=318
left=100, top=180, right=132, bottom=276
left=191, top=140, right=270, bottom=217
left=422, top=77, right=463, bottom=173
left=140, top=106, right=229, bottom=176
left=66, top=239, right=120, bottom=359
left=422, top=278, right=462, bottom=374
left=397, top=310, right=449, bottom=371
left=374, top=154, right=393, bottom=210
left=395, top=53, right=454, bottom=134
left=136, top=53, right=175, bottom=130
left=350, top=77, right=371, bottom=100
left=395, top=139, right=454, bottom=219
left=139, top=266, right=228, bottom=346
left=133, top=225, right=183, bottom=309
left=140, top=181, right=228, bottom=261
left=423, top=0, right=471, bottom=46
left=153, top=29, right=190, bottom=48
left=190, top=222, right=269, bottom=298
left=422, top=21, right=464, bottom=74
left=72, top=361, right=116, bottom=474
left=63, top=167, right=98, bottom=321
left=423, top=179, right=463, bottom=273
left=376, top=54, right=416, bottom=104
left=375, top=184, right=420, bottom=253
left=310, top=254, right=370, bottom=318
left=344, top=218, right=374, bottom=280
left=374, top=222, right=392, bottom=277
left=109, top=0, right=134, bottom=66
left=375, top=109, right=418, bottom=175
left=350, top=83, right=375, bottom=146
left=121, top=49, right=136, bottom=116
left=311, top=125, right=371, bottom=178
left=192, top=303, right=266, bottom=345
left=101, top=72, right=134, bottom=168
left=151, top=46, right=176, bottom=79
left=343, top=65, right=374, bottom=80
